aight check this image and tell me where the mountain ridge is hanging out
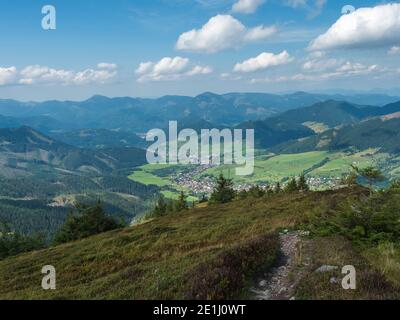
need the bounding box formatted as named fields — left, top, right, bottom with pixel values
left=0, top=92, right=399, bottom=133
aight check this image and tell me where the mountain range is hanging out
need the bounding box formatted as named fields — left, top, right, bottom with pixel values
left=1, top=95, right=400, bottom=173
left=272, top=115, right=400, bottom=155
left=0, top=92, right=399, bottom=134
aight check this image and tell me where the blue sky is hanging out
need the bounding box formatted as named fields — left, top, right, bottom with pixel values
left=0, top=0, right=399, bottom=100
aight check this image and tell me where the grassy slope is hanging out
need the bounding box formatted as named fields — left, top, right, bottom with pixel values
left=200, top=151, right=377, bottom=184
left=128, top=164, right=200, bottom=201
left=0, top=189, right=360, bottom=300
left=215, top=150, right=400, bottom=185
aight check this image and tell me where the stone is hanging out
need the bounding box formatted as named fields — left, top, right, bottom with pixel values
left=330, top=277, right=338, bottom=284
left=278, top=287, right=287, bottom=294
left=315, top=265, right=339, bottom=273
left=259, top=280, right=267, bottom=287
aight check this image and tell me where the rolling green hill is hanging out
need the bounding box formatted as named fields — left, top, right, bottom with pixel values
left=0, top=126, right=147, bottom=177
left=0, top=127, right=155, bottom=239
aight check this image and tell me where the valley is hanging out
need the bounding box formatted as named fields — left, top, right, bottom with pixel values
left=128, top=149, right=396, bottom=195
left=0, top=92, right=399, bottom=240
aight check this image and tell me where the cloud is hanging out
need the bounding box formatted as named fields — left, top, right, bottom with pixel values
left=232, top=0, right=265, bottom=14
left=72, top=69, right=117, bottom=85
left=335, top=61, right=380, bottom=75
left=252, top=60, right=385, bottom=83
left=234, top=51, right=293, bottom=73
left=284, top=0, right=327, bottom=18
left=176, top=15, right=277, bottom=53
left=186, top=65, right=213, bottom=76
left=220, top=72, right=242, bottom=81
left=0, top=64, right=118, bottom=86
left=19, top=65, right=117, bottom=85
left=309, top=3, right=400, bottom=51
left=314, top=59, right=383, bottom=77
left=302, top=58, right=340, bottom=71
left=97, top=62, right=118, bottom=70
left=135, top=57, right=212, bottom=82
left=0, top=67, right=18, bottom=86
left=285, top=0, right=307, bottom=8
left=257, top=62, right=382, bottom=83
left=388, top=46, right=400, bottom=55
left=302, top=55, right=387, bottom=78
left=19, top=65, right=74, bottom=85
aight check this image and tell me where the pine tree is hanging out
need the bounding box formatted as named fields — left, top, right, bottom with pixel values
left=210, top=174, right=236, bottom=204
left=352, top=165, right=385, bottom=195
left=285, top=177, right=298, bottom=193
left=298, top=173, right=309, bottom=192
left=54, top=202, right=121, bottom=245
left=176, top=192, right=188, bottom=212
left=341, top=170, right=358, bottom=187
left=153, top=196, right=167, bottom=216
left=275, top=182, right=282, bottom=193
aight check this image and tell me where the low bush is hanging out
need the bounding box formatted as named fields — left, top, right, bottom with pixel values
left=185, top=233, right=280, bottom=300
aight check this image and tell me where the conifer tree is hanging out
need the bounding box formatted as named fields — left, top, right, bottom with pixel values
left=298, top=173, right=309, bottom=192
left=285, top=177, right=299, bottom=193
left=176, top=192, right=188, bottom=211
left=210, top=174, right=236, bottom=204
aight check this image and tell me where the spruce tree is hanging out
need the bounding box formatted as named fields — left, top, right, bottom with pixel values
left=285, top=177, right=299, bottom=193
left=54, top=202, right=121, bottom=245
left=275, top=182, right=282, bottom=193
left=298, top=173, right=309, bottom=191
left=176, top=192, right=188, bottom=212
left=153, top=196, right=167, bottom=216
left=210, top=174, right=236, bottom=204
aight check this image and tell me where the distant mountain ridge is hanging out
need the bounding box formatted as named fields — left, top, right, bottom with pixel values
left=271, top=116, right=400, bottom=155
left=0, top=92, right=399, bottom=133
left=241, top=100, right=400, bottom=149
left=51, top=129, right=143, bottom=149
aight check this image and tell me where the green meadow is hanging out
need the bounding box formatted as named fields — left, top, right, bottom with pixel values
left=129, top=150, right=396, bottom=193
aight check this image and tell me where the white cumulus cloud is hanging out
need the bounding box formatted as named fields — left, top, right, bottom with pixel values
left=251, top=60, right=386, bottom=83
left=135, top=57, right=212, bottom=82
left=284, top=0, right=327, bottom=18
left=19, top=65, right=74, bottom=85
left=0, top=64, right=118, bottom=86
left=309, top=3, right=400, bottom=51
left=234, top=51, right=293, bottom=73
left=176, top=15, right=277, bottom=53
left=388, top=46, right=400, bottom=55
left=0, top=67, right=18, bottom=86
left=232, top=0, right=265, bottom=14
left=97, top=62, right=118, bottom=70
left=19, top=65, right=117, bottom=85
left=302, top=58, right=340, bottom=71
